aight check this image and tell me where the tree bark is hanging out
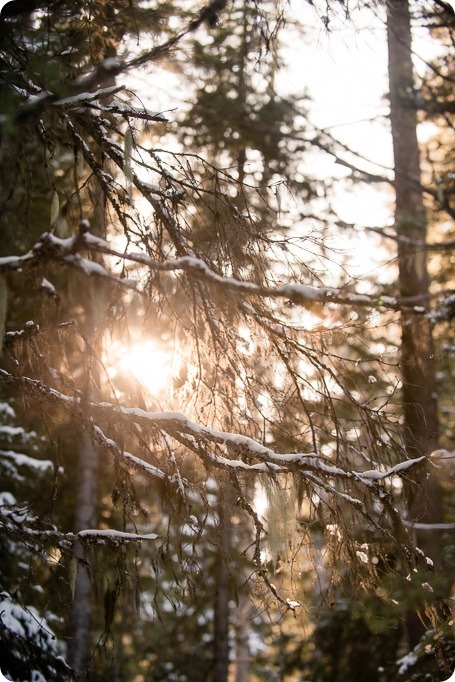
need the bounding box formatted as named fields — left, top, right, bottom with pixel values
left=67, top=119, right=110, bottom=675
left=387, top=0, right=441, bottom=512
left=386, top=0, right=442, bottom=645
left=67, top=432, right=99, bottom=677
left=233, top=592, right=252, bottom=682
left=213, top=476, right=233, bottom=682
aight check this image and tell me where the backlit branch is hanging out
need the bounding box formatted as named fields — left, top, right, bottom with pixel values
left=0, top=366, right=426, bottom=573
left=0, top=368, right=426, bottom=488
left=1, top=230, right=444, bottom=314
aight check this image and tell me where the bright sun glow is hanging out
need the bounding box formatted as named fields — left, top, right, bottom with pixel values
left=122, top=342, right=172, bottom=392
left=108, top=339, right=178, bottom=398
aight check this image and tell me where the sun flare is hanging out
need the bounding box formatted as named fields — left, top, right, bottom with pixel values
left=107, top=339, right=178, bottom=398
left=121, top=341, right=175, bottom=395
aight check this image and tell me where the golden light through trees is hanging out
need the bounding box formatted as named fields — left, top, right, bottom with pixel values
left=107, top=338, right=180, bottom=400
left=1, top=1, right=453, bottom=679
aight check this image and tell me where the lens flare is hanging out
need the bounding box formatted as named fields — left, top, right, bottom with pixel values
left=105, top=337, right=179, bottom=399
left=119, top=341, right=175, bottom=395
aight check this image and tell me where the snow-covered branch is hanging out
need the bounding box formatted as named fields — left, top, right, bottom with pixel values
left=90, top=423, right=166, bottom=482
left=0, top=369, right=426, bottom=490
left=0, top=513, right=159, bottom=545
left=0, top=231, right=137, bottom=291
left=1, top=230, right=440, bottom=314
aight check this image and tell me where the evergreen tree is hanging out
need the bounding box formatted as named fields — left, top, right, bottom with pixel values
left=0, top=1, right=453, bottom=680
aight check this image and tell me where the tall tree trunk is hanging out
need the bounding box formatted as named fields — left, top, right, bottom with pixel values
left=387, top=0, right=441, bottom=512
left=68, top=433, right=98, bottom=679
left=67, top=138, right=110, bottom=675
left=232, top=497, right=255, bottom=682
left=386, top=0, right=442, bottom=644
left=213, top=475, right=233, bottom=682
left=233, top=591, right=252, bottom=682
left=67, top=432, right=99, bottom=677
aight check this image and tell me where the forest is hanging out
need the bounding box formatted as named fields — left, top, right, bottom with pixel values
left=0, top=0, right=454, bottom=680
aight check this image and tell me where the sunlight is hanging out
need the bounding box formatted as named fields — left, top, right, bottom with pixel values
left=119, top=341, right=175, bottom=396
left=105, top=337, right=180, bottom=399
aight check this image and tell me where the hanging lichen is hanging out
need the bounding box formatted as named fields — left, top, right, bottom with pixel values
left=124, top=127, right=133, bottom=202
left=264, top=476, right=298, bottom=562
left=50, top=190, right=60, bottom=227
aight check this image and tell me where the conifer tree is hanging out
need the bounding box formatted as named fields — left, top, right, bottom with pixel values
left=0, top=1, right=453, bottom=680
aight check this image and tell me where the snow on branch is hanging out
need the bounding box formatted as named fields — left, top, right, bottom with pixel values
left=4, top=321, right=41, bottom=349
left=54, top=85, right=169, bottom=122
left=355, top=456, right=426, bottom=481
left=0, top=231, right=137, bottom=291
left=2, top=230, right=449, bottom=316
left=76, top=529, right=159, bottom=542
left=85, top=101, right=169, bottom=122
left=1, top=512, right=159, bottom=545
left=66, top=232, right=440, bottom=314
left=0, top=369, right=426, bottom=490
left=53, top=85, right=125, bottom=107
left=91, top=424, right=167, bottom=482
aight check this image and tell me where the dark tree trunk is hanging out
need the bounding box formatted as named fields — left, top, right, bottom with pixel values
left=387, top=0, right=439, bottom=454
left=67, top=126, right=110, bottom=675
left=387, top=0, right=441, bottom=514
left=386, top=0, right=443, bottom=645
left=67, top=432, right=99, bottom=677
left=213, top=476, right=233, bottom=682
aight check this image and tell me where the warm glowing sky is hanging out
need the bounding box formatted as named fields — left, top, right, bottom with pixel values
left=109, top=1, right=443, bottom=395
left=136, top=2, right=418, bottom=230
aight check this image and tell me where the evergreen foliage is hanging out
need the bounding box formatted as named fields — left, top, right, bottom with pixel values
left=0, top=1, right=453, bottom=680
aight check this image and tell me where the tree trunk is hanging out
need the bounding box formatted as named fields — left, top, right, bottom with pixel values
left=233, top=592, right=252, bottom=682
left=387, top=0, right=441, bottom=511
left=232, top=496, right=255, bottom=682
left=386, top=0, right=442, bottom=645
left=213, top=476, right=233, bottom=682
left=67, top=128, right=110, bottom=676
left=67, top=432, right=99, bottom=677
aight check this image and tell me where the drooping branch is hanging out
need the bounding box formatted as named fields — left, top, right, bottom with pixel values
left=0, top=368, right=428, bottom=490
left=0, top=366, right=430, bottom=579
left=2, top=230, right=448, bottom=314
left=2, top=0, right=230, bottom=125
left=0, top=514, right=160, bottom=545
